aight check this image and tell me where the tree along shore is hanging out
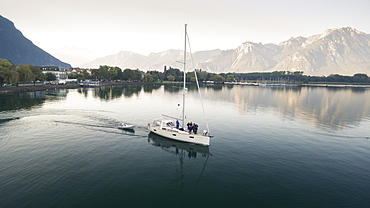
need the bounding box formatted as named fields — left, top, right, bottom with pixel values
left=2, top=57, right=370, bottom=88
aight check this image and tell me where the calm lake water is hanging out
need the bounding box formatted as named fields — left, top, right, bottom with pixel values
left=1, top=84, right=370, bottom=207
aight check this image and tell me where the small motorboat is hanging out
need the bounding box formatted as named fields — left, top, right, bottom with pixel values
left=118, top=123, right=135, bottom=130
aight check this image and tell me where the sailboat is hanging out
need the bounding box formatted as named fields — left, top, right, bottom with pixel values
left=148, top=132, right=210, bottom=157
left=148, top=24, right=212, bottom=146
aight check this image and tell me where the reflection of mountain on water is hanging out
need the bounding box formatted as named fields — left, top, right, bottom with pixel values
left=202, top=85, right=370, bottom=129
left=92, top=85, right=143, bottom=100
left=148, top=132, right=210, bottom=158
left=0, top=90, right=68, bottom=112
left=187, top=84, right=223, bottom=92
left=89, top=84, right=163, bottom=101
left=81, top=83, right=222, bottom=102
left=143, top=84, right=161, bottom=93
left=77, top=88, right=89, bottom=97
left=163, top=84, right=183, bottom=93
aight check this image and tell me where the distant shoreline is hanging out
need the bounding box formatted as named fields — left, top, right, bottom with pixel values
left=0, top=82, right=137, bottom=94
left=301, top=83, right=370, bottom=88
left=0, top=83, right=78, bottom=93
left=1, top=82, right=370, bottom=94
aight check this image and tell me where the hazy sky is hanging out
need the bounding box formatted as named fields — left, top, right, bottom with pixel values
left=1, top=0, right=370, bottom=56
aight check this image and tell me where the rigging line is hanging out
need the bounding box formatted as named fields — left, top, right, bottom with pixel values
left=197, top=153, right=210, bottom=184
left=186, top=32, right=211, bottom=135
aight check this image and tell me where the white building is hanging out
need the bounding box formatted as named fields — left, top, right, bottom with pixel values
left=38, top=66, right=68, bottom=84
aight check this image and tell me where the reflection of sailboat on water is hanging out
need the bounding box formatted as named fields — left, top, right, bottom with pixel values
left=148, top=132, right=210, bottom=184
left=148, top=24, right=212, bottom=146
left=148, top=132, right=210, bottom=158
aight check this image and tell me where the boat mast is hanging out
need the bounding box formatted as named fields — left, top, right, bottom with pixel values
left=182, top=24, right=187, bottom=128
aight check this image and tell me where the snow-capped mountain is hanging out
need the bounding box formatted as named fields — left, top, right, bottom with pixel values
left=81, top=27, right=370, bottom=76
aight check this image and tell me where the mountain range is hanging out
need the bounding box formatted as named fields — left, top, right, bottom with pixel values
left=0, top=15, right=71, bottom=68
left=81, top=27, right=370, bottom=76
left=1, top=14, right=369, bottom=76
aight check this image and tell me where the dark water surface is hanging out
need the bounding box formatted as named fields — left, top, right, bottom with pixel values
left=1, top=84, right=370, bottom=207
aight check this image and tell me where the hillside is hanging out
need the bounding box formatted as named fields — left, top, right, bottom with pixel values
left=0, top=15, right=70, bottom=68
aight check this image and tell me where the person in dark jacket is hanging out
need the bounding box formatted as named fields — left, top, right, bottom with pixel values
left=193, top=123, right=198, bottom=134
left=187, top=122, right=193, bottom=133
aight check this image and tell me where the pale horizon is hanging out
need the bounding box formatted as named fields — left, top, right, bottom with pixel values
left=1, top=0, right=370, bottom=58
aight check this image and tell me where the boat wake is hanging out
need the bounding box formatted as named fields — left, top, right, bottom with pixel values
left=0, top=117, right=20, bottom=124
left=54, top=120, right=149, bottom=138
left=309, top=130, right=369, bottom=140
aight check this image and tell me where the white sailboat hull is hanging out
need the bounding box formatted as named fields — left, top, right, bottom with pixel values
left=148, top=123, right=210, bottom=146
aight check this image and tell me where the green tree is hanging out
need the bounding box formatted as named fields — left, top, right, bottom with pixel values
left=293, top=71, right=304, bottom=76
left=110, top=67, right=123, bottom=80
left=122, top=68, right=134, bottom=81
left=83, top=70, right=93, bottom=80
left=16, top=64, right=35, bottom=85
left=226, top=75, right=236, bottom=82
left=30, top=65, right=46, bottom=85
left=0, top=59, right=18, bottom=86
left=131, top=69, right=142, bottom=81
left=143, top=73, right=154, bottom=82
left=210, top=74, right=225, bottom=83
left=167, top=75, right=175, bottom=82
left=68, top=73, right=81, bottom=79
left=198, top=70, right=209, bottom=81
left=147, top=70, right=163, bottom=81
left=164, top=67, right=182, bottom=81
left=353, top=73, right=369, bottom=83
left=122, top=69, right=141, bottom=81
left=45, top=72, right=57, bottom=81
left=186, top=71, right=195, bottom=82
left=93, top=65, right=110, bottom=80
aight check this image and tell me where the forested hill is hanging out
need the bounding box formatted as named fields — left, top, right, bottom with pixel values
left=0, top=15, right=71, bottom=68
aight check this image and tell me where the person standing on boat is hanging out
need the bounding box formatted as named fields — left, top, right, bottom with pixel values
left=176, top=120, right=180, bottom=129
left=187, top=122, right=193, bottom=133
left=193, top=123, right=198, bottom=134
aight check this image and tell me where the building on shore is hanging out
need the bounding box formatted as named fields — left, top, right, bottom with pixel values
left=38, top=66, right=69, bottom=84
left=71, top=67, right=93, bottom=75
